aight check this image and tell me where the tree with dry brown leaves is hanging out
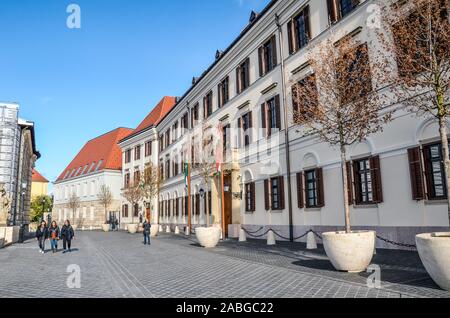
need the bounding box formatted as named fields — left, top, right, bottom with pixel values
left=67, top=192, right=80, bottom=224
left=378, top=0, right=450, bottom=221
left=292, top=36, right=392, bottom=234
left=98, top=184, right=113, bottom=224
left=142, top=163, right=162, bottom=223
left=121, top=180, right=143, bottom=225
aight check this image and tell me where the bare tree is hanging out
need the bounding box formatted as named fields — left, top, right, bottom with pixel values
left=67, top=192, right=80, bottom=224
left=121, top=180, right=143, bottom=225
left=98, top=184, right=113, bottom=224
left=378, top=0, right=450, bottom=222
left=197, top=123, right=217, bottom=227
left=292, top=36, right=392, bottom=233
left=142, top=163, right=162, bottom=223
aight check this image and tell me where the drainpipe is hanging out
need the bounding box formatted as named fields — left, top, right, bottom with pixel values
left=276, top=14, right=294, bottom=242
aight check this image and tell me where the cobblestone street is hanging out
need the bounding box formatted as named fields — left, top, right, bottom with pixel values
left=0, top=231, right=449, bottom=298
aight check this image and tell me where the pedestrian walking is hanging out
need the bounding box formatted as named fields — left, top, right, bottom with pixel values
left=48, top=221, right=60, bottom=254
left=61, top=220, right=75, bottom=253
left=143, top=220, right=151, bottom=245
left=35, top=221, right=49, bottom=254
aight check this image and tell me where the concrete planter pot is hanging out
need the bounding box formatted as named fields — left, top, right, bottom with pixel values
left=150, top=225, right=159, bottom=237
left=102, top=224, right=110, bottom=232
left=416, top=232, right=450, bottom=291
left=322, top=231, right=376, bottom=273
left=195, top=227, right=221, bottom=248
left=127, top=224, right=138, bottom=234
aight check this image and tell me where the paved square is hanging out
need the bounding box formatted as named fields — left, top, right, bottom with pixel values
left=0, top=231, right=448, bottom=298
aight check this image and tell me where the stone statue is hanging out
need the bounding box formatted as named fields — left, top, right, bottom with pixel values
left=0, top=184, right=12, bottom=226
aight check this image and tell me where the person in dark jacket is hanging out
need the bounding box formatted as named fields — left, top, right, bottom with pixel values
left=61, top=220, right=75, bottom=253
left=35, top=221, right=49, bottom=254
left=143, top=220, right=151, bottom=245
left=48, top=221, right=60, bottom=254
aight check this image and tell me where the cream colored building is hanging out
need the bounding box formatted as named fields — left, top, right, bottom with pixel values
left=152, top=0, right=450, bottom=249
left=31, top=169, right=49, bottom=198
left=53, top=128, right=133, bottom=229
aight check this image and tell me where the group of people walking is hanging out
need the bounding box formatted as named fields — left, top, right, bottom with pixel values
left=35, top=220, right=75, bottom=254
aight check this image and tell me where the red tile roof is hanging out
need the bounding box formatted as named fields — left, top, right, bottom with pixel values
left=32, top=169, right=49, bottom=183
left=122, top=96, right=177, bottom=142
left=56, top=127, right=133, bottom=182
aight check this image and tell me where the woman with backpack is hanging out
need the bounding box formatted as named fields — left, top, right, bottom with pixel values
left=61, top=220, right=75, bottom=253
left=48, top=221, right=60, bottom=254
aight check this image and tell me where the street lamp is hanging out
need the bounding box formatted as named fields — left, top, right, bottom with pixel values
left=19, top=182, right=27, bottom=243
left=41, top=197, right=46, bottom=222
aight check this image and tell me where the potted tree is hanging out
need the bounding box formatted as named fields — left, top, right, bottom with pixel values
left=98, top=185, right=113, bottom=232
left=142, top=163, right=162, bottom=238
left=378, top=0, right=450, bottom=290
left=121, top=180, right=143, bottom=234
left=194, top=124, right=221, bottom=248
left=292, top=34, right=392, bottom=272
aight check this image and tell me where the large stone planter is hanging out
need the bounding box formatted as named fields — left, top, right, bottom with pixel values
left=323, top=231, right=376, bottom=273
left=127, top=224, right=138, bottom=234
left=416, top=232, right=450, bottom=291
left=102, top=224, right=110, bottom=232
left=150, top=225, right=158, bottom=237
left=195, top=227, right=221, bottom=248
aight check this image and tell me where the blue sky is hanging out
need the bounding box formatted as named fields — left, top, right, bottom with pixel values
left=0, top=0, right=269, bottom=188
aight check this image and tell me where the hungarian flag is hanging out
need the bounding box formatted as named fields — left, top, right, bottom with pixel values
left=215, top=123, right=224, bottom=173
left=184, top=162, right=189, bottom=188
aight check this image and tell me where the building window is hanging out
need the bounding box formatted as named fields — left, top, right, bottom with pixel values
left=238, top=112, right=252, bottom=147
left=350, top=156, right=383, bottom=205
left=264, top=177, right=285, bottom=211
left=134, top=145, right=141, bottom=161
left=134, top=170, right=140, bottom=184
left=297, top=169, right=325, bottom=209
left=159, top=135, right=164, bottom=152
left=203, top=91, right=213, bottom=119
left=125, top=149, right=131, bottom=164
left=305, top=170, right=318, bottom=208
left=159, top=161, right=164, bottom=181
left=181, top=112, right=189, bottom=130
left=223, top=124, right=230, bottom=160
left=165, top=159, right=170, bottom=179
left=259, top=35, right=277, bottom=77
left=355, top=158, right=373, bottom=204
left=245, top=182, right=255, bottom=212
left=173, top=122, right=179, bottom=142
left=124, top=172, right=130, bottom=188
left=337, top=43, right=372, bottom=105
left=191, top=103, right=199, bottom=127
left=122, top=204, right=129, bottom=218
left=327, top=0, right=360, bottom=24
left=424, top=143, right=449, bottom=199
left=165, top=130, right=171, bottom=148
left=173, top=156, right=179, bottom=176
left=262, top=95, right=281, bottom=137
left=288, top=6, right=311, bottom=55
left=145, top=141, right=152, bottom=157
left=292, top=74, right=318, bottom=122
left=218, top=76, right=229, bottom=108
left=236, top=58, right=250, bottom=94
left=133, top=204, right=139, bottom=217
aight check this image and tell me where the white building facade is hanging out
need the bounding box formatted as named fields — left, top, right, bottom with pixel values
left=151, top=0, right=450, bottom=249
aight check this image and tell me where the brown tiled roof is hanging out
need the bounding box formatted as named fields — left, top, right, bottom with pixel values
left=56, top=127, right=133, bottom=182
left=32, top=169, right=49, bottom=183
left=122, top=96, right=177, bottom=142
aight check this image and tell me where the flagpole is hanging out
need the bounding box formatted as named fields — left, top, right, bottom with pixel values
left=187, top=162, right=192, bottom=235
left=221, top=169, right=225, bottom=240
